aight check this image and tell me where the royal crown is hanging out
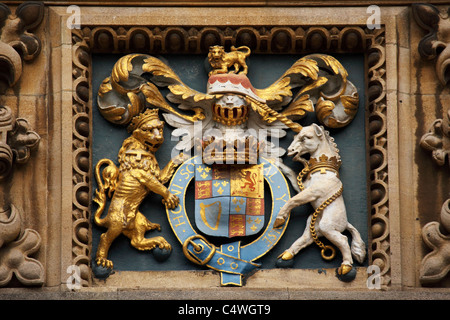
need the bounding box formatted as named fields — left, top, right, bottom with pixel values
left=127, top=108, right=160, bottom=132
left=200, top=136, right=262, bottom=165
left=307, top=154, right=341, bottom=176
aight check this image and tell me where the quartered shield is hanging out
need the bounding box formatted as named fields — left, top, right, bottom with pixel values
left=194, top=163, right=264, bottom=238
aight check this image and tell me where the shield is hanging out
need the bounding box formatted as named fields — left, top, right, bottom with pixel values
left=194, top=163, right=264, bottom=237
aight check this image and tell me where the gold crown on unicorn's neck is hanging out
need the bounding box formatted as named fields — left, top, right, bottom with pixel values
left=128, top=108, right=160, bottom=132
left=307, top=154, right=341, bottom=176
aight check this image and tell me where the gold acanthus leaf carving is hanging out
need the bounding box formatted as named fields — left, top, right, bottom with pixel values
left=254, top=57, right=320, bottom=106
left=98, top=54, right=212, bottom=126
left=142, top=57, right=215, bottom=103
left=111, top=54, right=140, bottom=83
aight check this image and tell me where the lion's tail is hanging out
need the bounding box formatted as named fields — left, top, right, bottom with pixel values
left=94, top=159, right=119, bottom=227
left=231, top=45, right=251, bottom=57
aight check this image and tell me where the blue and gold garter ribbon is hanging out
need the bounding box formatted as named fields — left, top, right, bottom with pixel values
left=183, top=235, right=260, bottom=286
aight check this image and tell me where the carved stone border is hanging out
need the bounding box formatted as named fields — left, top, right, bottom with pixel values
left=80, top=25, right=372, bottom=54
left=365, top=28, right=390, bottom=288
left=71, top=30, right=92, bottom=287
left=69, top=23, right=392, bottom=289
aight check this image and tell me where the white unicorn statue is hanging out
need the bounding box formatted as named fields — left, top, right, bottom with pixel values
left=274, top=123, right=366, bottom=280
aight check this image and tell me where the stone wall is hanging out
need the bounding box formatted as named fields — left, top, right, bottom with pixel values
left=0, top=1, right=448, bottom=299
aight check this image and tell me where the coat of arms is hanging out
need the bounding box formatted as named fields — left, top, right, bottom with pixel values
left=93, top=44, right=365, bottom=285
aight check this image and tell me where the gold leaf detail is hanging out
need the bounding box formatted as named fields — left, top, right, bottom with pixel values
left=254, top=77, right=292, bottom=103
left=98, top=77, right=112, bottom=97
left=143, top=57, right=214, bottom=102
left=253, top=58, right=319, bottom=104
left=281, top=94, right=314, bottom=120
left=111, top=54, right=141, bottom=83
left=340, top=92, right=359, bottom=117
left=98, top=105, right=126, bottom=123
left=316, top=97, right=335, bottom=122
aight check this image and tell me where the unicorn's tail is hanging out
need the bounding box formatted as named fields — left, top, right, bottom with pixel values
left=347, top=222, right=366, bottom=264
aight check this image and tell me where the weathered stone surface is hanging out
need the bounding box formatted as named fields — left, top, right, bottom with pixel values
left=0, top=2, right=449, bottom=298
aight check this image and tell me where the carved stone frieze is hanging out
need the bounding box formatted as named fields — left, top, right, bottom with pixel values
left=419, top=109, right=450, bottom=285
left=0, top=1, right=44, bottom=287
left=0, top=105, right=40, bottom=179
left=420, top=109, right=450, bottom=168
left=0, top=1, right=44, bottom=94
left=0, top=204, right=44, bottom=286
left=366, top=28, right=391, bottom=289
left=0, top=105, right=42, bottom=287
left=71, top=30, right=93, bottom=287
left=81, top=25, right=371, bottom=55
left=73, top=24, right=393, bottom=288
left=420, top=199, right=450, bottom=284
left=414, top=3, right=450, bottom=286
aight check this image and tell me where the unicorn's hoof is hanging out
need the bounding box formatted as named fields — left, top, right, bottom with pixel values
left=275, top=251, right=294, bottom=268
left=273, top=217, right=286, bottom=229
left=336, top=265, right=356, bottom=282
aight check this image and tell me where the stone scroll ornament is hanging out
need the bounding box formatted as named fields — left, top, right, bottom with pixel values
left=0, top=1, right=44, bottom=94
left=0, top=1, right=44, bottom=287
left=412, top=3, right=450, bottom=86
left=0, top=105, right=42, bottom=287
left=95, top=45, right=361, bottom=285
left=419, top=109, right=450, bottom=285
left=413, top=3, right=450, bottom=285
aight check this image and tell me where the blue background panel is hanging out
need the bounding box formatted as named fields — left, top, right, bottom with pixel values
left=91, top=53, right=368, bottom=271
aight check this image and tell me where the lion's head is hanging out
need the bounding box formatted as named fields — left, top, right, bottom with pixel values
left=208, top=45, right=225, bottom=68
left=127, top=109, right=165, bottom=153
left=118, top=111, right=165, bottom=173
left=132, top=118, right=164, bottom=153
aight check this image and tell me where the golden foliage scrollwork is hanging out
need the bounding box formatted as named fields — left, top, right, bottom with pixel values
left=254, top=54, right=359, bottom=128
left=98, top=54, right=213, bottom=126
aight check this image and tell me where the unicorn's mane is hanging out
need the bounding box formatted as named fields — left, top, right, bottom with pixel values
left=320, top=125, right=341, bottom=162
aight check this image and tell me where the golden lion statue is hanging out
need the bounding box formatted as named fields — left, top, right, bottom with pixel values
left=208, top=45, right=250, bottom=76
left=93, top=108, right=185, bottom=269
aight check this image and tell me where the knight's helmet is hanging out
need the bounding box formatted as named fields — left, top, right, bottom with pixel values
left=206, top=73, right=265, bottom=127
left=202, top=73, right=267, bottom=165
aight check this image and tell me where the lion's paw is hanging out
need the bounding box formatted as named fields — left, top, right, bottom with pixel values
left=96, top=257, right=113, bottom=269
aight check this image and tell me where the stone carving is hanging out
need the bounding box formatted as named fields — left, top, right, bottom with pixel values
left=0, top=1, right=44, bottom=94
left=420, top=199, right=450, bottom=284
left=0, top=1, right=44, bottom=287
left=412, top=3, right=450, bottom=86
left=273, top=124, right=366, bottom=281
left=366, top=27, right=391, bottom=289
left=82, top=25, right=370, bottom=55
left=0, top=106, right=40, bottom=179
left=0, top=105, right=42, bottom=287
left=71, top=30, right=93, bottom=287
left=420, top=109, right=450, bottom=168
left=414, top=3, right=450, bottom=285
left=0, top=205, right=44, bottom=286
left=94, top=40, right=362, bottom=286
left=74, top=24, right=391, bottom=287
left=419, top=110, right=450, bottom=284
